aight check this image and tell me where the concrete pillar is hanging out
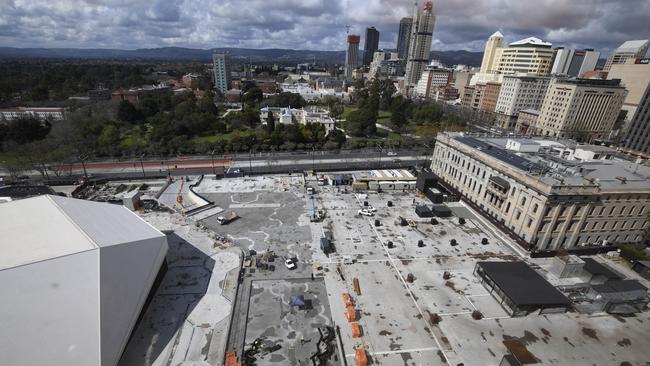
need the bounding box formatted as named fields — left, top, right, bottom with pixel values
left=540, top=203, right=561, bottom=249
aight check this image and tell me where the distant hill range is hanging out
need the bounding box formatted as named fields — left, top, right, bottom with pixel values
left=0, top=46, right=484, bottom=67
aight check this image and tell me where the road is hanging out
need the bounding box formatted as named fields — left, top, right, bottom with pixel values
left=2, top=149, right=431, bottom=183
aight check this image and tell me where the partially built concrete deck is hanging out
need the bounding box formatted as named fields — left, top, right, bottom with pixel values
left=132, top=173, right=650, bottom=366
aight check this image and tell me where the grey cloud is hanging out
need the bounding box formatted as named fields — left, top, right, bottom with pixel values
left=0, top=0, right=646, bottom=57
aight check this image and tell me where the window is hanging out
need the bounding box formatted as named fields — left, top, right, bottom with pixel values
left=527, top=218, right=533, bottom=228
left=515, top=210, right=521, bottom=220
left=521, top=197, right=527, bottom=206
left=532, top=203, right=538, bottom=213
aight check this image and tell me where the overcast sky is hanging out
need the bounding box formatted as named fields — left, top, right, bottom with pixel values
left=1, top=0, right=648, bottom=57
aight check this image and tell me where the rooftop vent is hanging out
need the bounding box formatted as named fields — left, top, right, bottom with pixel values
left=615, top=176, right=627, bottom=184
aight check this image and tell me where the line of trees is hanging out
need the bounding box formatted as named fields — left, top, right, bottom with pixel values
left=342, top=78, right=466, bottom=143
left=1, top=85, right=352, bottom=166
left=0, top=118, right=52, bottom=151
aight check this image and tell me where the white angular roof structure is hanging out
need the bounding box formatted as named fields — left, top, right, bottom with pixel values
left=615, top=39, right=649, bottom=54
left=489, top=30, right=504, bottom=38
left=510, top=37, right=552, bottom=47
left=0, top=195, right=168, bottom=366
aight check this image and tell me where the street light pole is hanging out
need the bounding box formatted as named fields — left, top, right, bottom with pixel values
left=41, top=162, right=50, bottom=183
left=377, top=144, right=382, bottom=169
left=140, top=153, right=146, bottom=178
left=312, top=147, right=315, bottom=173
left=210, top=149, right=217, bottom=177
left=78, top=154, right=88, bottom=180
left=249, top=149, right=253, bottom=176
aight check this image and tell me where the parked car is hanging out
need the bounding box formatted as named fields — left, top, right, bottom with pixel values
left=386, top=151, right=397, bottom=156
left=284, top=258, right=297, bottom=270
left=358, top=209, right=375, bottom=217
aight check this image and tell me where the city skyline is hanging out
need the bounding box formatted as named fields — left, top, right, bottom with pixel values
left=0, top=0, right=648, bottom=57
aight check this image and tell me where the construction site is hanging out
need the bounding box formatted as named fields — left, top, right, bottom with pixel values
left=53, top=169, right=650, bottom=366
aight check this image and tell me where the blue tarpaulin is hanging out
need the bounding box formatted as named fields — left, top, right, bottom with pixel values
left=289, top=295, right=305, bottom=306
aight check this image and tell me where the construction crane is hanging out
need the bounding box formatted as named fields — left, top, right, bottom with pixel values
left=310, top=194, right=318, bottom=222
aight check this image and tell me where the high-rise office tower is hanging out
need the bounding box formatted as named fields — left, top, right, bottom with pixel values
left=551, top=48, right=600, bottom=77
left=415, top=61, right=452, bottom=98
left=369, top=50, right=400, bottom=78
left=404, top=1, right=436, bottom=94
left=363, top=27, right=380, bottom=66
left=480, top=31, right=504, bottom=73
left=623, top=83, right=650, bottom=157
left=495, top=37, right=554, bottom=76
left=212, top=53, right=231, bottom=94
left=495, top=75, right=550, bottom=115
left=604, top=39, right=649, bottom=71
left=533, top=78, right=627, bottom=141
left=345, top=35, right=361, bottom=81
left=494, top=75, right=550, bottom=129
left=607, top=57, right=650, bottom=126
left=396, top=17, right=413, bottom=60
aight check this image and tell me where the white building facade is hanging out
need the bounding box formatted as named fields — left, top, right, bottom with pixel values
left=551, top=48, right=600, bottom=77
left=0, top=107, right=65, bottom=122
left=496, top=37, right=554, bottom=76
left=415, top=63, right=452, bottom=98
left=495, top=75, right=550, bottom=116
left=533, top=78, right=627, bottom=141
left=480, top=31, right=504, bottom=73
left=0, top=195, right=168, bottom=366
left=260, top=106, right=336, bottom=132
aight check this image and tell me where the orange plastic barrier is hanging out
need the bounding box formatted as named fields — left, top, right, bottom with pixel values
left=346, top=305, right=357, bottom=322
left=355, top=347, right=368, bottom=366
left=225, top=352, right=241, bottom=366
left=351, top=322, right=361, bottom=338
left=342, top=292, right=354, bottom=307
